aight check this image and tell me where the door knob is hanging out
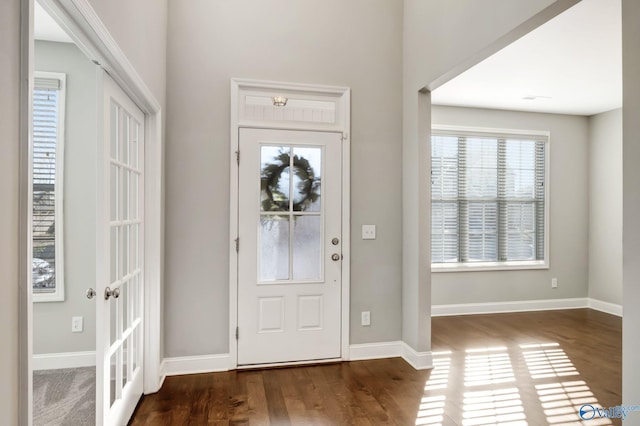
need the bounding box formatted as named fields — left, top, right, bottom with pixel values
left=104, top=286, right=120, bottom=300
left=86, top=288, right=96, bottom=299
left=331, top=253, right=341, bottom=261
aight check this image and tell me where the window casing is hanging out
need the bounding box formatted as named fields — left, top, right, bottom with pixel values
left=431, top=126, right=548, bottom=271
left=33, top=72, right=66, bottom=302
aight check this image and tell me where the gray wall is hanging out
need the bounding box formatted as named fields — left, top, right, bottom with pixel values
left=431, top=106, right=589, bottom=304
left=164, top=0, right=404, bottom=357
left=588, top=108, right=622, bottom=306
left=87, top=0, right=167, bottom=109
left=0, top=0, right=20, bottom=421
left=33, top=41, right=97, bottom=355
left=401, top=0, right=569, bottom=352
left=622, top=0, right=640, bottom=409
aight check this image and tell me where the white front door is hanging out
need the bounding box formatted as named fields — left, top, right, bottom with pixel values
left=237, top=128, right=343, bottom=365
left=97, top=73, right=145, bottom=425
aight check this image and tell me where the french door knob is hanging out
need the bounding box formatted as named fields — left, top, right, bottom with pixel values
left=104, top=286, right=120, bottom=300
left=331, top=253, right=341, bottom=261
left=86, top=288, right=96, bottom=299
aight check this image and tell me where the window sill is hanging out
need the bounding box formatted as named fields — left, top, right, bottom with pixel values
left=431, top=260, right=548, bottom=273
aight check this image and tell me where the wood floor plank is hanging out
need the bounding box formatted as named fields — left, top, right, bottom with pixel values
left=130, top=309, right=622, bottom=426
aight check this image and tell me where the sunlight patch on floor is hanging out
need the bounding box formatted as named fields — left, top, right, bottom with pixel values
left=521, top=343, right=578, bottom=379
left=462, top=387, right=527, bottom=426
left=416, top=342, right=616, bottom=426
left=415, top=352, right=451, bottom=425
left=535, top=381, right=612, bottom=426
left=465, top=347, right=515, bottom=387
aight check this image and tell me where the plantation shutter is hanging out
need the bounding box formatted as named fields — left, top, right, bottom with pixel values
left=431, top=135, right=460, bottom=263
left=431, top=130, right=546, bottom=264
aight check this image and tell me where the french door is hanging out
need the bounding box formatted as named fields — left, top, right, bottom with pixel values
left=237, top=128, right=342, bottom=365
left=97, top=73, right=145, bottom=425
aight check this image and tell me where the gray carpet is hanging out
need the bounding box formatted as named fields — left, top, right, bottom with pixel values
left=33, top=367, right=96, bottom=426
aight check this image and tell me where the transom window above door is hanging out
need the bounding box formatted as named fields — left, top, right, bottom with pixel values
left=431, top=127, right=549, bottom=272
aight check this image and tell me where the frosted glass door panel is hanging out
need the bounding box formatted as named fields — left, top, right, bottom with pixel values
left=292, top=215, right=321, bottom=280
left=260, top=217, right=290, bottom=281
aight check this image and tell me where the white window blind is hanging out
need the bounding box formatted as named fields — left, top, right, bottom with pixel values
left=33, top=72, right=65, bottom=301
left=431, top=129, right=547, bottom=266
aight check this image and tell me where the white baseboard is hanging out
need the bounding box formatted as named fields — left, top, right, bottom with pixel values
left=33, top=351, right=96, bottom=370
left=400, top=342, right=433, bottom=370
left=588, top=298, right=623, bottom=317
left=432, top=297, right=589, bottom=316
left=349, top=341, right=433, bottom=370
left=162, top=354, right=230, bottom=377
left=349, top=341, right=403, bottom=360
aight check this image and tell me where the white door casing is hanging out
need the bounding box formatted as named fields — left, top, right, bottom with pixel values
left=229, top=79, right=351, bottom=368
left=237, top=128, right=342, bottom=365
left=97, top=72, right=145, bottom=425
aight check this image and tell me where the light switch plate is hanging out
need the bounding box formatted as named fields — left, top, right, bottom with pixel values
left=362, top=225, right=376, bottom=240
left=72, top=316, right=83, bottom=333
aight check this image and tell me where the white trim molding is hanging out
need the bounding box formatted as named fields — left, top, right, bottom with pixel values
left=162, top=354, right=231, bottom=377
left=229, top=79, right=351, bottom=369
left=588, top=298, right=623, bottom=317
left=401, top=342, right=433, bottom=370
left=36, top=0, right=164, bottom=398
left=33, top=351, right=95, bottom=370
left=349, top=341, right=403, bottom=360
left=432, top=298, right=590, bottom=316
left=349, top=341, right=433, bottom=370
left=431, top=297, right=623, bottom=317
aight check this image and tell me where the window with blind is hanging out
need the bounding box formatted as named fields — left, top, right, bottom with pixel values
left=33, top=72, right=66, bottom=302
left=431, top=127, right=548, bottom=270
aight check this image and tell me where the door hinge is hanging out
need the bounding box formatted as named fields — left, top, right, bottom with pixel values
left=235, top=150, right=240, bottom=165
left=235, top=237, right=239, bottom=252
left=235, top=326, right=239, bottom=340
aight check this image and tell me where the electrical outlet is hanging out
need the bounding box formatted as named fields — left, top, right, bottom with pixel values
left=551, top=278, right=558, bottom=289
left=72, top=316, right=83, bottom=333
left=362, top=225, right=376, bottom=240
left=361, top=311, right=371, bottom=326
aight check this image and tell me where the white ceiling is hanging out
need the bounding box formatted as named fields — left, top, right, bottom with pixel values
left=34, top=2, right=74, bottom=44
left=431, top=0, right=622, bottom=116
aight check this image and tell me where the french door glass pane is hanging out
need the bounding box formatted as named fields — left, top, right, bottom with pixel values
left=132, top=327, right=140, bottom=372
left=122, top=225, right=129, bottom=276
left=110, top=103, right=118, bottom=160
left=292, top=215, right=321, bottom=280
left=110, top=296, right=118, bottom=346
left=123, top=116, right=130, bottom=166
left=122, top=336, right=128, bottom=388
left=260, top=216, right=290, bottom=281
left=110, top=352, right=117, bottom=408
left=110, top=165, right=118, bottom=221
left=121, top=280, right=129, bottom=329
left=110, top=227, right=118, bottom=283
left=122, top=171, right=129, bottom=221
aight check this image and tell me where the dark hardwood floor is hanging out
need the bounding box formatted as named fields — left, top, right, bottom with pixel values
left=130, top=309, right=621, bottom=425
